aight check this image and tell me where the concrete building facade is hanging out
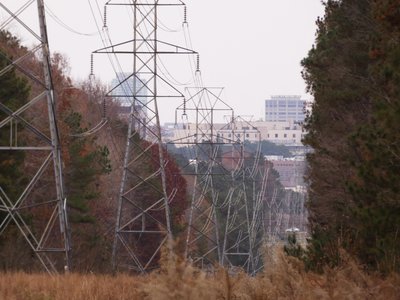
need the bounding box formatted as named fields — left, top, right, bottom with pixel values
left=162, top=120, right=305, bottom=147
left=265, top=95, right=306, bottom=123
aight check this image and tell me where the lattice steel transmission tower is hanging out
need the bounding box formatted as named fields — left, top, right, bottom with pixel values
left=171, top=87, right=235, bottom=268
left=0, top=0, right=70, bottom=273
left=171, top=88, right=265, bottom=272
left=251, top=164, right=270, bottom=273
left=219, top=116, right=265, bottom=274
left=92, top=0, right=196, bottom=273
left=169, top=89, right=269, bottom=274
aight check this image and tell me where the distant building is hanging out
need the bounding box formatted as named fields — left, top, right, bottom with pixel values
left=265, top=95, right=306, bottom=123
left=267, top=157, right=306, bottom=191
left=111, top=73, right=149, bottom=138
left=221, top=149, right=253, bottom=171
left=162, top=121, right=305, bottom=147
left=110, top=72, right=148, bottom=108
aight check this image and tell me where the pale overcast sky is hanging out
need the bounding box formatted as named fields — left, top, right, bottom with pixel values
left=1, top=0, right=324, bottom=123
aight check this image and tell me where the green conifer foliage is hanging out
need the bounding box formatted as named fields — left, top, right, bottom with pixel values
left=347, top=0, right=400, bottom=273
left=302, top=0, right=400, bottom=273
left=63, top=110, right=111, bottom=223
left=0, top=34, right=32, bottom=270
left=0, top=44, right=30, bottom=205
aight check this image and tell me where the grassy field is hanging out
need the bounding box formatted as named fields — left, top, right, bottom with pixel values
left=1, top=251, right=399, bottom=300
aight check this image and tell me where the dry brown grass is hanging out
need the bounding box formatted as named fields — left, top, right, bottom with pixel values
left=1, top=249, right=400, bottom=300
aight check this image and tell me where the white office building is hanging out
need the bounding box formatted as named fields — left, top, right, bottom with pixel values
left=265, top=95, right=306, bottom=123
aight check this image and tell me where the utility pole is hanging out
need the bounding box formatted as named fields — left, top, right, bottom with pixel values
left=0, top=0, right=70, bottom=274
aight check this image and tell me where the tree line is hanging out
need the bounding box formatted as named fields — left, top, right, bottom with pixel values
left=302, top=0, right=400, bottom=274
left=0, top=29, right=187, bottom=272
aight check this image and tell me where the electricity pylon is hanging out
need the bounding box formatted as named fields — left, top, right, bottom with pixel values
left=93, top=0, right=196, bottom=273
left=169, top=93, right=274, bottom=274
left=218, top=116, right=266, bottom=274
left=0, top=0, right=70, bottom=273
left=169, top=89, right=268, bottom=274
left=170, top=87, right=239, bottom=268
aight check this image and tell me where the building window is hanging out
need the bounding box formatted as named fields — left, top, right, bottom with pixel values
left=246, top=133, right=249, bottom=138
left=293, top=134, right=296, bottom=138
left=275, top=134, right=278, bottom=138
left=284, top=134, right=287, bottom=138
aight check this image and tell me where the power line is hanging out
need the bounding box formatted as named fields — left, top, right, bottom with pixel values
left=44, top=3, right=99, bottom=36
